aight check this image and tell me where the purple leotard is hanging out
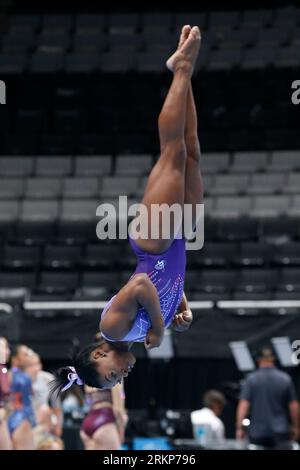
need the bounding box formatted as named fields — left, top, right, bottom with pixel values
left=100, top=236, right=186, bottom=342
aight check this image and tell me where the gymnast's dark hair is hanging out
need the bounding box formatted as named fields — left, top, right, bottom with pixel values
left=50, top=336, right=105, bottom=398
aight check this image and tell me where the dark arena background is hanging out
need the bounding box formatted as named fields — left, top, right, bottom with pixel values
left=0, top=0, right=300, bottom=453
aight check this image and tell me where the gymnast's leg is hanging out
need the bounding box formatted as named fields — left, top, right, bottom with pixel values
left=133, top=26, right=201, bottom=253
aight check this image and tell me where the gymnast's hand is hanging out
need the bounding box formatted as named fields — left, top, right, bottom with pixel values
left=144, top=328, right=164, bottom=349
left=172, top=309, right=193, bottom=332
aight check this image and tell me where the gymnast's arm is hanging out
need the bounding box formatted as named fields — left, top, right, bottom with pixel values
left=171, top=291, right=193, bottom=332
left=100, top=274, right=164, bottom=347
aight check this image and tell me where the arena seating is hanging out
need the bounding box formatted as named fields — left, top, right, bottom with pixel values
left=0, top=7, right=299, bottom=73
left=0, top=148, right=300, bottom=302
left=0, top=7, right=299, bottom=309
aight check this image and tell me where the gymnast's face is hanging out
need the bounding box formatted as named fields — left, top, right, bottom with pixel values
left=91, top=342, right=136, bottom=389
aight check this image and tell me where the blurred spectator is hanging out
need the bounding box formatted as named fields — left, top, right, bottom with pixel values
left=62, top=387, right=84, bottom=415
left=26, top=352, right=63, bottom=437
left=236, top=346, right=300, bottom=449
left=11, top=344, right=31, bottom=370
left=80, top=382, right=128, bottom=450
left=8, top=344, right=36, bottom=449
left=0, top=337, right=12, bottom=450
left=36, top=433, right=64, bottom=450
left=190, top=389, right=226, bottom=445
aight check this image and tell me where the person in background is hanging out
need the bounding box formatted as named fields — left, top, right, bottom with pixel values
left=37, top=434, right=64, bottom=450
left=236, top=346, right=300, bottom=449
left=80, top=382, right=128, bottom=450
left=8, top=344, right=36, bottom=450
left=26, top=352, right=63, bottom=438
left=190, top=389, right=226, bottom=445
left=0, top=337, right=12, bottom=450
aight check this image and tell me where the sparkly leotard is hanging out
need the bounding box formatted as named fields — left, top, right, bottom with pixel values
left=100, top=236, right=186, bottom=342
left=8, top=367, right=36, bottom=435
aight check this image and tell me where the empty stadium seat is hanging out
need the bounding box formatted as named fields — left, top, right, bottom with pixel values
left=136, top=52, right=167, bottom=73
left=108, top=13, right=139, bottom=33
left=0, top=271, right=36, bottom=288
left=20, top=200, right=59, bottom=221
left=37, top=30, right=70, bottom=50
left=260, top=218, right=297, bottom=242
left=3, top=245, right=40, bottom=269
left=2, top=30, right=35, bottom=53
left=201, top=153, right=230, bottom=174
left=0, top=179, right=25, bottom=199
left=75, top=14, right=107, bottom=30
left=236, top=268, right=278, bottom=293
left=65, top=53, right=100, bottom=73
left=82, top=271, right=120, bottom=290
left=250, top=196, right=290, bottom=218
left=0, top=201, right=20, bottom=221
left=100, top=51, right=136, bottom=73
left=233, top=242, right=271, bottom=267
left=61, top=199, right=99, bottom=221
left=288, top=196, right=300, bottom=217
left=9, top=14, right=41, bottom=31
left=274, top=46, right=300, bottom=68
left=25, top=178, right=63, bottom=199
left=272, top=242, right=300, bottom=266
left=41, top=14, right=74, bottom=30
left=0, top=53, right=28, bottom=73
left=192, top=242, right=238, bottom=267
left=269, top=150, right=300, bottom=171
left=285, top=173, right=300, bottom=194
left=217, top=218, right=258, bottom=241
left=37, top=271, right=79, bottom=293
left=200, top=269, right=237, bottom=293
left=30, top=50, right=65, bottom=73
left=230, top=152, right=269, bottom=173
left=208, top=47, right=242, bottom=71
left=277, top=268, right=300, bottom=292
left=81, top=244, right=122, bottom=269
left=101, top=176, right=139, bottom=197
left=209, top=10, right=240, bottom=29
left=209, top=174, right=249, bottom=195
left=248, top=173, right=286, bottom=194
left=115, top=154, right=152, bottom=175
left=72, top=31, right=108, bottom=52
left=63, top=177, right=99, bottom=198
left=211, top=197, right=252, bottom=218
left=35, top=157, right=72, bottom=176
left=0, top=157, right=34, bottom=176
left=241, top=47, right=277, bottom=69
left=75, top=156, right=112, bottom=176
left=43, top=245, right=82, bottom=269
left=142, top=13, right=173, bottom=30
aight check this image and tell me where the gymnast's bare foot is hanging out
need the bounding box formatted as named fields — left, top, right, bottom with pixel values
left=166, top=25, right=201, bottom=75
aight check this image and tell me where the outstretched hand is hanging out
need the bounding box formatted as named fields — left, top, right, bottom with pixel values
left=172, top=309, right=193, bottom=332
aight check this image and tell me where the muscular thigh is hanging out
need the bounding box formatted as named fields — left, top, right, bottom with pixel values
left=133, top=142, right=186, bottom=252
left=12, top=420, right=35, bottom=450
left=92, top=423, right=121, bottom=450
left=144, top=140, right=186, bottom=197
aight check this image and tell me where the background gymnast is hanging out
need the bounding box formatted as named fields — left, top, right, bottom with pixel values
left=52, top=25, right=203, bottom=394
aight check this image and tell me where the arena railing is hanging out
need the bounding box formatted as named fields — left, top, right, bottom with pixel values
left=22, top=300, right=300, bottom=313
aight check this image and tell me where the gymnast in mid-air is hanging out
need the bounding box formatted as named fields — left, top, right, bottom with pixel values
left=52, top=25, right=203, bottom=394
